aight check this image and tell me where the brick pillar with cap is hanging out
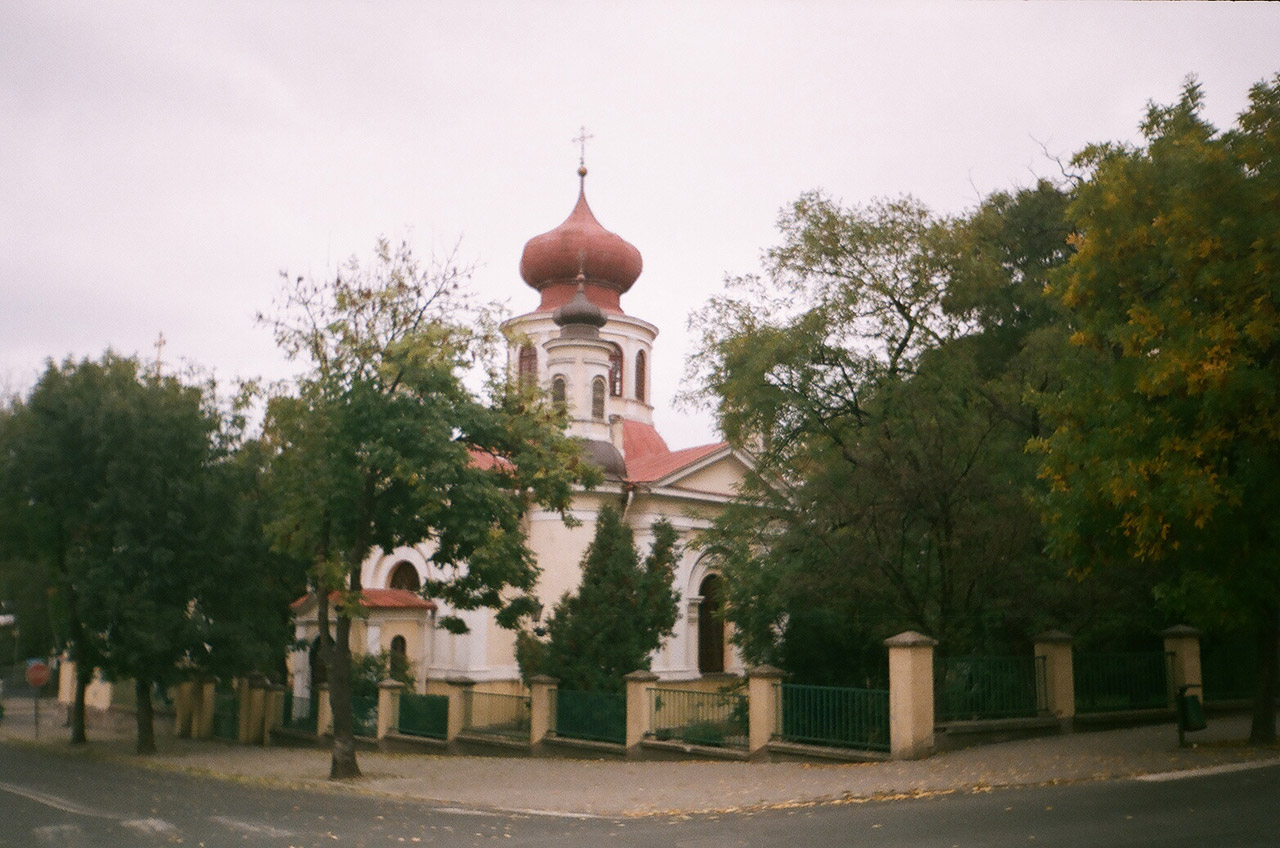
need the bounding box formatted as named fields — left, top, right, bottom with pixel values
left=884, top=630, right=937, bottom=760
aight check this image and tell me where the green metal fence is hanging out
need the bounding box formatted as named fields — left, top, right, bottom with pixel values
left=399, top=692, right=449, bottom=739
left=649, top=686, right=748, bottom=749
left=1075, top=652, right=1171, bottom=713
left=462, top=691, right=531, bottom=739
left=777, top=683, right=889, bottom=751
left=935, top=655, right=1046, bottom=721
left=553, top=689, right=626, bottom=745
left=351, top=694, right=379, bottom=737
left=211, top=688, right=239, bottom=740
left=281, top=691, right=318, bottom=733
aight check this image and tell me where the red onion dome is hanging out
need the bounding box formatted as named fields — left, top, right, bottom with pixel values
left=519, top=170, right=643, bottom=309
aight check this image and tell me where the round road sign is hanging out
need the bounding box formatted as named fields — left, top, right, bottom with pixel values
left=25, top=661, right=51, bottom=688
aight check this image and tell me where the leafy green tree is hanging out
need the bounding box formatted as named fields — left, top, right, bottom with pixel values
left=1, top=355, right=297, bottom=752
left=688, top=184, right=1097, bottom=679
left=4, top=355, right=227, bottom=751
left=189, top=433, right=309, bottom=682
left=261, top=238, right=597, bottom=778
left=2, top=356, right=131, bottom=742
left=523, top=506, right=680, bottom=693
left=0, top=396, right=62, bottom=664
left=1035, top=78, right=1280, bottom=743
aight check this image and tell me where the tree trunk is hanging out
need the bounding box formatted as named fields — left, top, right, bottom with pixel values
left=66, top=571, right=90, bottom=745
left=71, top=662, right=91, bottom=745
left=1248, top=605, right=1278, bottom=745
left=328, top=612, right=360, bottom=779
left=134, top=678, right=156, bottom=754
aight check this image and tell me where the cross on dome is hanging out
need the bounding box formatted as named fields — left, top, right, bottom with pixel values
left=573, top=125, right=593, bottom=177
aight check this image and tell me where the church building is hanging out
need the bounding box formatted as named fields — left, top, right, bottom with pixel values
left=291, top=165, right=753, bottom=696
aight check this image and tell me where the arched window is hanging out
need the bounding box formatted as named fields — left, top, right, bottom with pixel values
left=551, top=375, right=567, bottom=412
left=608, top=344, right=623, bottom=397
left=389, top=561, right=420, bottom=591
left=697, top=574, right=726, bottom=674
left=517, top=344, right=537, bottom=386
left=635, top=350, right=647, bottom=403
left=591, top=376, right=606, bottom=420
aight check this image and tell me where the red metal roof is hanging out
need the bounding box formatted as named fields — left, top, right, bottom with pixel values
left=620, top=419, right=730, bottom=484
left=626, top=441, right=729, bottom=484
left=621, top=419, right=670, bottom=461
left=292, top=589, right=436, bottom=612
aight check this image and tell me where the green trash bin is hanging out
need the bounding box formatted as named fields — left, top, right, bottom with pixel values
left=1176, top=684, right=1206, bottom=745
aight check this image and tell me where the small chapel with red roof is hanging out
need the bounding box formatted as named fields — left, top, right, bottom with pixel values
left=291, top=165, right=754, bottom=697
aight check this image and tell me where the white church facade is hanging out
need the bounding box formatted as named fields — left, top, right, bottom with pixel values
left=291, top=166, right=752, bottom=696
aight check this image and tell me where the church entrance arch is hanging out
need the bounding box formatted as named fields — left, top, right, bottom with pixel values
left=390, top=634, right=409, bottom=681
left=697, top=573, right=726, bottom=674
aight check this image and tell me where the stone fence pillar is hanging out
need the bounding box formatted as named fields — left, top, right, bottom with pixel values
left=885, top=631, right=937, bottom=760
left=235, top=678, right=251, bottom=743
left=624, top=670, right=658, bottom=759
left=444, top=677, right=475, bottom=742
left=1034, top=630, right=1075, bottom=725
left=241, top=676, right=268, bottom=744
left=194, top=679, right=215, bottom=739
left=1163, top=625, right=1203, bottom=702
left=528, top=675, right=558, bottom=748
left=174, top=680, right=197, bottom=738
left=316, top=684, right=333, bottom=736
left=747, top=665, right=784, bottom=761
left=264, top=684, right=286, bottom=743
left=377, top=679, right=405, bottom=740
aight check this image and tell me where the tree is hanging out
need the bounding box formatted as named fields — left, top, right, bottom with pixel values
left=687, top=190, right=1084, bottom=679
left=189, top=432, right=309, bottom=682
left=522, top=506, right=680, bottom=692
left=1035, top=77, right=1280, bottom=744
left=261, top=237, right=597, bottom=778
left=0, top=354, right=270, bottom=752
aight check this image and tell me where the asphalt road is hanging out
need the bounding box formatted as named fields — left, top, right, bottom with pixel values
left=2, top=741, right=1277, bottom=847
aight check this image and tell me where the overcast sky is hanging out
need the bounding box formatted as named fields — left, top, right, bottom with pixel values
left=3, top=2, right=1278, bottom=446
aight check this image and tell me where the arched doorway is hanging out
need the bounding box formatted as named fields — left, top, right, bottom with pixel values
left=389, top=561, right=420, bottom=591
left=697, top=574, right=726, bottom=674
left=389, top=634, right=409, bottom=682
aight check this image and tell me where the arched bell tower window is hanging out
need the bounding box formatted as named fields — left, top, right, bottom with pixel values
left=591, top=376, right=606, bottom=420
left=551, top=375, right=567, bottom=412
left=635, top=350, right=647, bottom=403
left=517, top=344, right=537, bottom=386
left=607, top=344, right=623, bottom=397
left=389, top=561, right=420, bottom=591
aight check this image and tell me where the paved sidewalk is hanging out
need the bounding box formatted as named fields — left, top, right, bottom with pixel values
left=2, top=697, right=1277, bottom=817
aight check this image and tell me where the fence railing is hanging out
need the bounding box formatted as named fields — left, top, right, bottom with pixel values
left=281, top=691, right=318, bottom=733
left=776, top=683, right=889, bottom=751
left=211, top=689, right=238, bottom=740
left=553, top=689, right=626, bottom=745
left=935, top=655, right=1046, bottom=721
left=462, top=690, right=531, bottom=739
left=649, top=686, right=748, bottom=749
left=398, top=692, right=449, bottom=739
left=1075, top=652, right=1171, bottom=713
